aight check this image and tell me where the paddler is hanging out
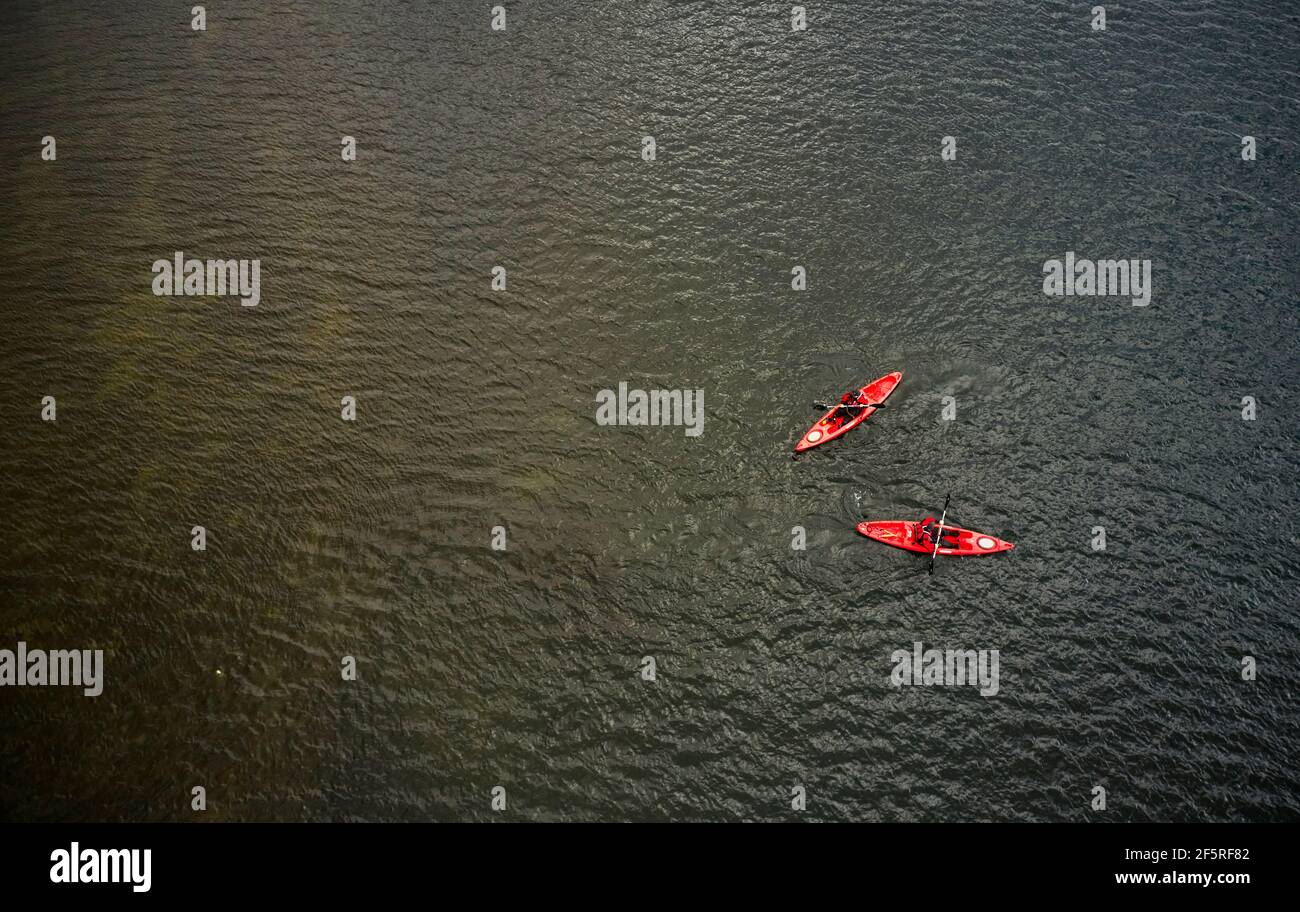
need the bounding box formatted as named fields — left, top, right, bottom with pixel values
left=915, top=516, right=939, bottom=547
left=835, top=390, right=865, bottom=425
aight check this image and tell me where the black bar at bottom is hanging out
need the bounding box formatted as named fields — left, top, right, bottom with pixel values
left=0, top=822, right=1274, bottom=898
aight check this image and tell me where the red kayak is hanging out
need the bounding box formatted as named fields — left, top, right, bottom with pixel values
left=856, top=520, right=1014, bottom=556
left=795, top=371, right=902, bottom=453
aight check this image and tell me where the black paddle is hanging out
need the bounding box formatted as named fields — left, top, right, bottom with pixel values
left=928, top=493, right=951, bottom=576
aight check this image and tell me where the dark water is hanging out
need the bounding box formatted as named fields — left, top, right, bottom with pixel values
left=1, top=0, right=1298, bottom=821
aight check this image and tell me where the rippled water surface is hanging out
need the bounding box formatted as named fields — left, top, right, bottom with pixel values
left=1, top=0, right=1298, bottom=821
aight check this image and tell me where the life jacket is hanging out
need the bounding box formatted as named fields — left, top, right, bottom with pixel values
left=836, top=393, right=859, bottom=423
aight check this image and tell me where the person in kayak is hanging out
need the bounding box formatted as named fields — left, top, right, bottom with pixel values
left=915, top=516, right=940, bottom=547
left=835, top=390, right=866, bottom=426
left=916, top=516, right=959, bottom=549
